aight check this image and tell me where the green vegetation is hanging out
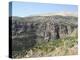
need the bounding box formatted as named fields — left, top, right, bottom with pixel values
left=13, top=36, right=77, bottom=58
left=29, top=37, right=78, bottom=57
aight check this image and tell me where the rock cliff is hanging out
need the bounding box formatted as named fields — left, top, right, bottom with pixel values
left=10, top=15, right=78, bottom=56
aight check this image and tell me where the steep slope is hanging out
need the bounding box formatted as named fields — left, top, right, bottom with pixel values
left=10, top=14, right=78, bottom=58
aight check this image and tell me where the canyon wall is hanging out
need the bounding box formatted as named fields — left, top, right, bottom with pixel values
left=11, top=15, right=78, bottom=52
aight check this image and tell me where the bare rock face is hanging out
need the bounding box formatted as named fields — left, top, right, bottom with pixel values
left=11, top=15, right=78, bottom=55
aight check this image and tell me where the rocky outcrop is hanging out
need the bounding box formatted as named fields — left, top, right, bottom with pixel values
left=11, top=15, right=78, bottom=55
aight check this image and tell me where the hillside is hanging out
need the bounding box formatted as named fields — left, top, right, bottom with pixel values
left=10, top=13, right=78, bottom=58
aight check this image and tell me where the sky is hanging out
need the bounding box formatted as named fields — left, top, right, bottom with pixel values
left=9, top=1, right=78, bottom=17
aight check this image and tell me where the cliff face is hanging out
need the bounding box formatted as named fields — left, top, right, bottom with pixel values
left=11, top=15, right=78, bottom=53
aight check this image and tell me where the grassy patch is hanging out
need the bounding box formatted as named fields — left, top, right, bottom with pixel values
left=13, top=37, right=78, bottom=58
left=24, top=37, right=78, bottom=57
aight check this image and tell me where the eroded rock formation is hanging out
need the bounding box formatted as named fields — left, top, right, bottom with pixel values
left=10, top=15, right=78, bottom=56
